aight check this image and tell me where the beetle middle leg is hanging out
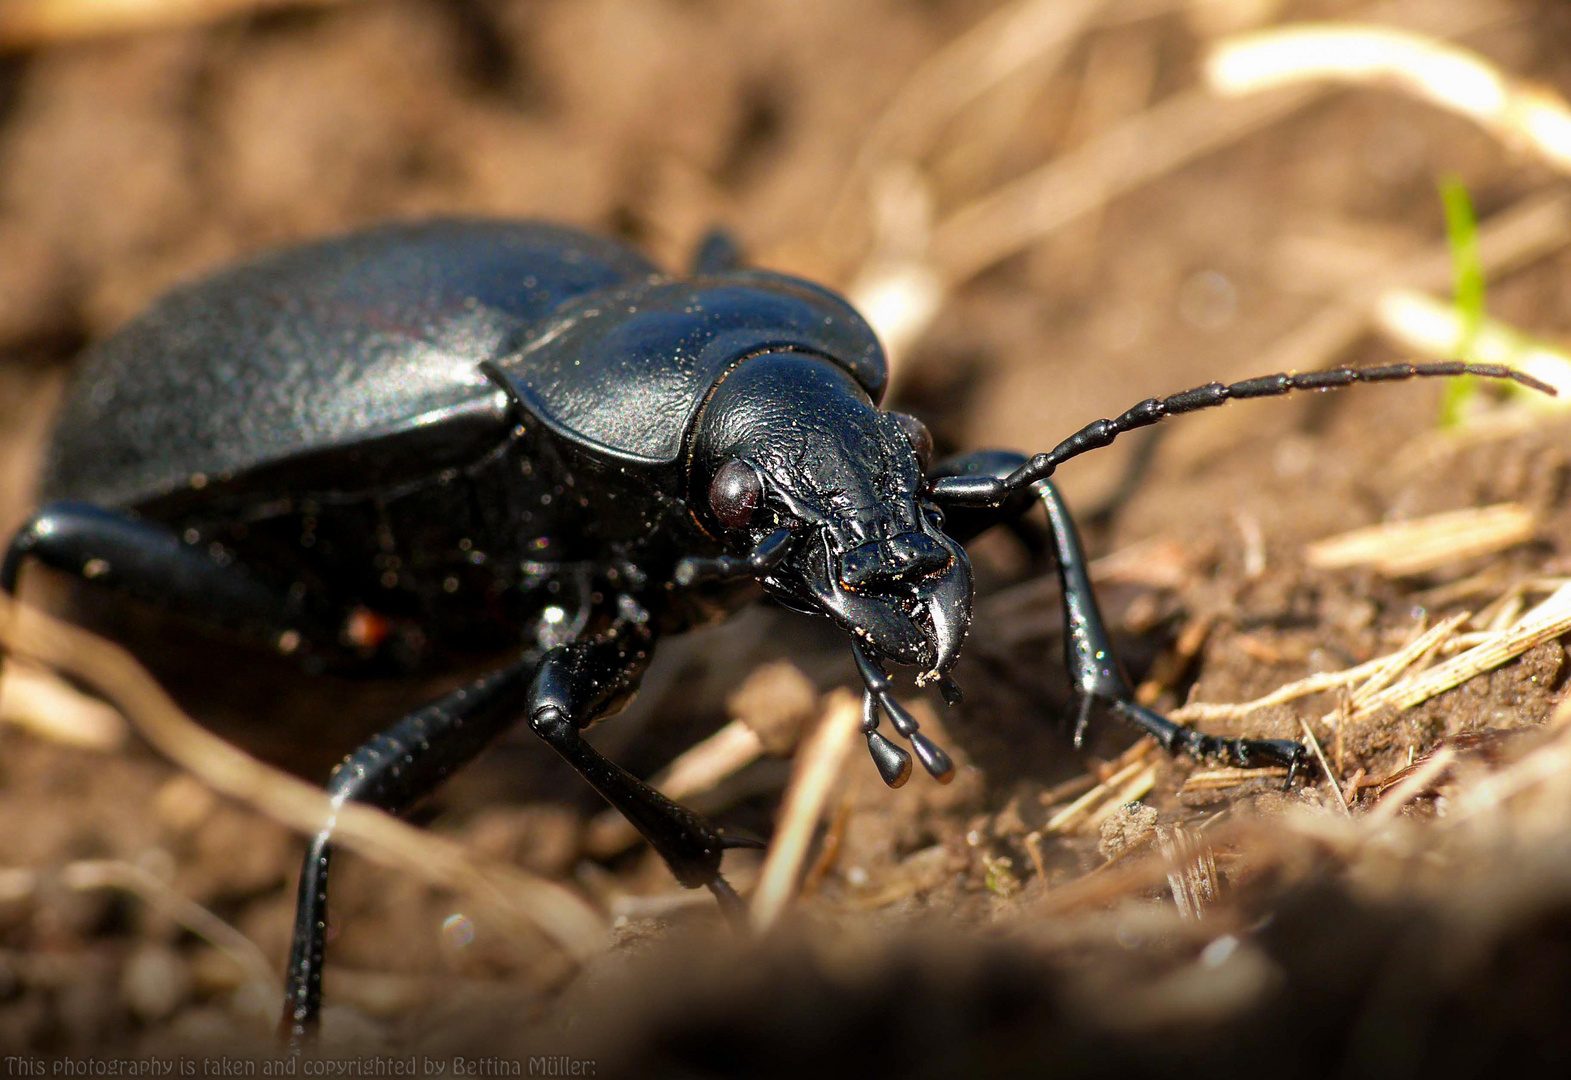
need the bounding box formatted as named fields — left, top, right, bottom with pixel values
left=929, top=451, right=1306, bottom=776
left=526, top=609, right=756, bottom=914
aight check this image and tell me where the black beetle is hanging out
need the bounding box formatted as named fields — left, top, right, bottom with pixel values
left=0, top=218, right=1549, bottom=1042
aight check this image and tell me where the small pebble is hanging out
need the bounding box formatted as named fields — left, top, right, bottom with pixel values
left=153, top=775, right=217, bottom=835
left=1098, top=803, right=1159, bottom=861
left=121, top=943, right=191, bottom=1022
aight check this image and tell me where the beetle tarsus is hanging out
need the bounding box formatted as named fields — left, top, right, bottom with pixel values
left=706, top=874, right=748, bottom=925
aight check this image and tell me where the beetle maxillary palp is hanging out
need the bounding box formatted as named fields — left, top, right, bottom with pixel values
left=862, top=691, right=913, bottom=788
left=852, top=640, right=955, bottom=785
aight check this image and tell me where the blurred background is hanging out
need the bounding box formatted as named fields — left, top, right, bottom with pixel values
left=6, top=0, right=1571, bottom=1071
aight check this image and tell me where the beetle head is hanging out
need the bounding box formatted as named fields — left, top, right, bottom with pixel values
left=689, top=351, right=972, bottom=680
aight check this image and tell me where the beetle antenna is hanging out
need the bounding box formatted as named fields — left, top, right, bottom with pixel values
left=929, top=361, right=1557, bottom=507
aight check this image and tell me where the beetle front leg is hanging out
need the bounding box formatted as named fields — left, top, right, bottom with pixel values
left=929, top=451, right=1306, bottom=776
left=527, top=610, right=755, bottom=914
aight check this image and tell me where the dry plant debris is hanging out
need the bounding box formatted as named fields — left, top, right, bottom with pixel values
left=0, top=657, right=127, bottom=750
left=1303, top=502, right=1539, bottom=576
left=1206, top=23, right=1571, bottom=173
left=0, top=0, right=346, bottom=49
left=1348, top=582, right=1571, bottom=718
left=0, top=593, right=608, bottom=964
left=4, top=0, right=1571, bottom=1064
left=748, top=689, right=861, bottom=931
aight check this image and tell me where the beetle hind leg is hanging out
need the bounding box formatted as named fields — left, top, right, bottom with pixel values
left=281, top=653, right=542, bottom=1047
left=1, top=500, right=330, bottom=650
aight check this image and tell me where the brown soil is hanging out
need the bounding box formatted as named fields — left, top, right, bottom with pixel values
left=5, top=0, right=1571, bottom=1075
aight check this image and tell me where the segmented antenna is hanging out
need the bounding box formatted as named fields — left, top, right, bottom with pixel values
left=929, top=361, right=1557, bottom=507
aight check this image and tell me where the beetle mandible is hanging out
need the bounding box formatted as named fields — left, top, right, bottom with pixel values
left=0, top=219, right=1551, bottom=1042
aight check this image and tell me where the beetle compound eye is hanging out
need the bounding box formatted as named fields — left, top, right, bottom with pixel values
left=709, top=459, right=764, bottom=530
left=891, top=413, right=933, bottom=472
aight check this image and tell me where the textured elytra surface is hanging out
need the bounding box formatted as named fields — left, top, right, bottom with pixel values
left=41, top=220, right=653, bottom=507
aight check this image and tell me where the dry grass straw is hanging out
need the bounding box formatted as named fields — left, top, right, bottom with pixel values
left=839, top=0, right=1110, bottom=374
left=1349, top=582, right=1571, bottom=720
left=1156, top=825, right=1218, bottom=920
left=845, top=0, right=1512, bottom=386
left=1304, top=503, right=1539, bottom=577
left=0, top=594, right=607, bottom=964
left=61, top=858, right=281, bottom=1004
left=1080, top=764, right=1160, bottom=833
left=1207, top=23, right=1571, bottom=174
left=1446, top=706, right=1571, bottom=823
left=0, top=658, right=127, bottom=750
left=1299, top=716, right=1350, bottom=815
left=1349, top=613, right=1471, bottom=707
left=1171, top=611, right=1469, bottom=724
left=1044, top=739, right=1157, bottom=834
left=1186, top=14, right=1571, bottom=453
left=0, top=0, right=345, bottom=47
left=1163, top=582, right=1571, bottom=833
left=1176, top=584, right=1571, bottom=743
left=824, top=0, right=1110, bottom=265
left=928, top=82, right=1310, bottom=287
left=927, top=0, right=1504, bottom=285
left=1181, top=765, right=1290, bottom=791
left=749, top=689, right=861, bottom=931
left=1029, top=750, right=1568, bottom=929
left=1363, top=746, right=1459, bottom=824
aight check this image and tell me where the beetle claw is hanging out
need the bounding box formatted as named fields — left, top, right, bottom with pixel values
left=717, top=828, right=769, bottom=851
